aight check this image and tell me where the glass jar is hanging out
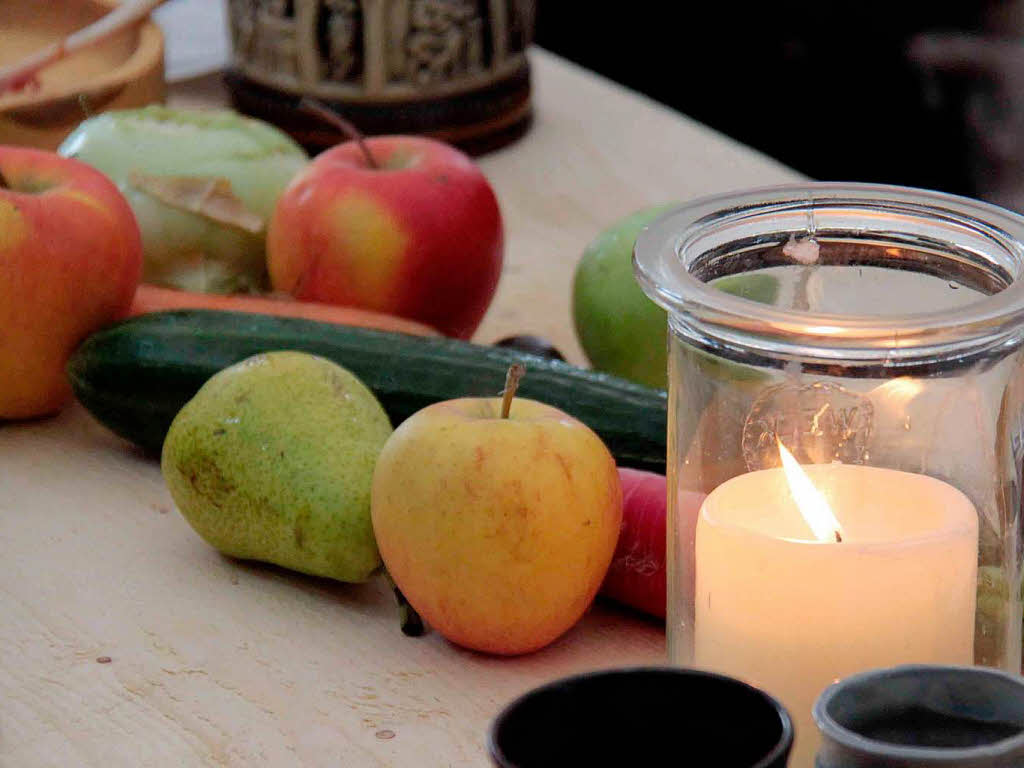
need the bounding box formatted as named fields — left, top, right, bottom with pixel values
left=634, top=183, right=1024, bottom=767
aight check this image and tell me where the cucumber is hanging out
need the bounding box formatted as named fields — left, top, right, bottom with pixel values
left=67, top=311, right=667, bottom=472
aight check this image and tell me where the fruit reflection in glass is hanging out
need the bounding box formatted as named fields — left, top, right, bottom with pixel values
left=634, top=184, right=1024, bottom=767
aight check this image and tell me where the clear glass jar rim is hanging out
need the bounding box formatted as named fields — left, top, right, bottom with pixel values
left=633, top=182, right=1024, bottom=356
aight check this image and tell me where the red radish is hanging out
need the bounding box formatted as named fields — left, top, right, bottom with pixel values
left=600, top=468, right=668, bottom=618
left=600, top=468, right=708, bottom=620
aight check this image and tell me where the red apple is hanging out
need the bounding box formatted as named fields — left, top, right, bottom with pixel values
left=267, top=136, right=503, bottom=339
left=0, top=147, right=142, bottom=419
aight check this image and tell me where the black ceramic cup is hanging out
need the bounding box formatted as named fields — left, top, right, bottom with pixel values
left=488, top=666, right=793, bottom=767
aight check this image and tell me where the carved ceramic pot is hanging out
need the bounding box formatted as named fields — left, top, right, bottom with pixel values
left=225, top=0, right=534, bottom=153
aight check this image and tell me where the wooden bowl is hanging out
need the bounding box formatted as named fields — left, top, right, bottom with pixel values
left=0, top=0, right=165, bottom=150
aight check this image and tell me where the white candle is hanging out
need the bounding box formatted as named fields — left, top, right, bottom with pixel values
left=694, top=462, right=978, bottom=768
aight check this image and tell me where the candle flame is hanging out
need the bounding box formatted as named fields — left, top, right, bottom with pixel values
left=777, top=438, right=844, bottom=543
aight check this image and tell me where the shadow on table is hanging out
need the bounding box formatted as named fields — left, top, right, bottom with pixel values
left=216, top=553, right=390, bottom=619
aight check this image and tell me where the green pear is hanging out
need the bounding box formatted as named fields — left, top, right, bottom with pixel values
left=161, top=351, right=391, bottom=582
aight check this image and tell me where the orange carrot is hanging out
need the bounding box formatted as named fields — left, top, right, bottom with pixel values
left=128, top=284, right=440, bottom=337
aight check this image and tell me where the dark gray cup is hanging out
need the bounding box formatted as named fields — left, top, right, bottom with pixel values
left=489, top=666, right=793, bottom=767
left=814, top=665, right=1024, bottom=767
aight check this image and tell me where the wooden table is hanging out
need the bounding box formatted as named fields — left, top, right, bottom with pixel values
left=1, top=49, right=799, bottom=767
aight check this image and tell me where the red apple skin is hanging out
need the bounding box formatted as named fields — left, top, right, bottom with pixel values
left=0, top=147, right=142, bottom=419
left=267, top=136, right=503, bottom=339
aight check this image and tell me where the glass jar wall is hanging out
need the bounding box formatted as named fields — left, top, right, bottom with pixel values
left=634, top=183, right=1024, bottom=766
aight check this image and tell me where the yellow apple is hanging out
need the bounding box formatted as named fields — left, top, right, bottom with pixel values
left=371, top=393, right=622, bottom=655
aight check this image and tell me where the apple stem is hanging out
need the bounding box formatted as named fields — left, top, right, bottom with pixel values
left=385, top=572, right=426, bottom=637
left=500, top=364, right=526, bottom=419
left=77, top=93, right=95, bottom=119
left=299, top=97, right=379, bottom=170
left=0, top=170, right=7, bottom=190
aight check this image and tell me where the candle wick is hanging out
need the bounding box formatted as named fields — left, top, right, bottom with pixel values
left=834, top=530, right=843, bottom=543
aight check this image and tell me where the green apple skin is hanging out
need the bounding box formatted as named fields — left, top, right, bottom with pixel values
left=161, top=351, right=391, bottom=582
left=59, top=107, right=308, bottom=293
left=573, top=205, right=781, bottom=389
left=573, top=204, right=677, bottom=389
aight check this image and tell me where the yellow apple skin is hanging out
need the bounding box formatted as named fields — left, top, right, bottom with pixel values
left=371, top=397, right=622, bottom=655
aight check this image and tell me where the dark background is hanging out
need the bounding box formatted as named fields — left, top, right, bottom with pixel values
left=534, top=2, right=1024, bottom=211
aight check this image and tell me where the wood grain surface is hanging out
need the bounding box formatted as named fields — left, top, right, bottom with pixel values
left=0, top=48, right=800, bottom=767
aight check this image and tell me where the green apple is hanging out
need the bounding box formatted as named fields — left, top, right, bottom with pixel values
left=59, top=106, right=308, bottom=293
left=573, top=205, right=676, bottom=389
left=573, top=204, right=780, bottom=389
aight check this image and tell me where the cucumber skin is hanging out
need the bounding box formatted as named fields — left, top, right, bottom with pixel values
left=67, top=311, right=667, bottom=473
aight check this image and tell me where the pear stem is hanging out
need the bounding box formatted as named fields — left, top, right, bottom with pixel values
left=385, top=572, right=425, bottom=637
left=299, top=97, right=379, bottom=170
left=500, top=364, right=525, bottom=419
